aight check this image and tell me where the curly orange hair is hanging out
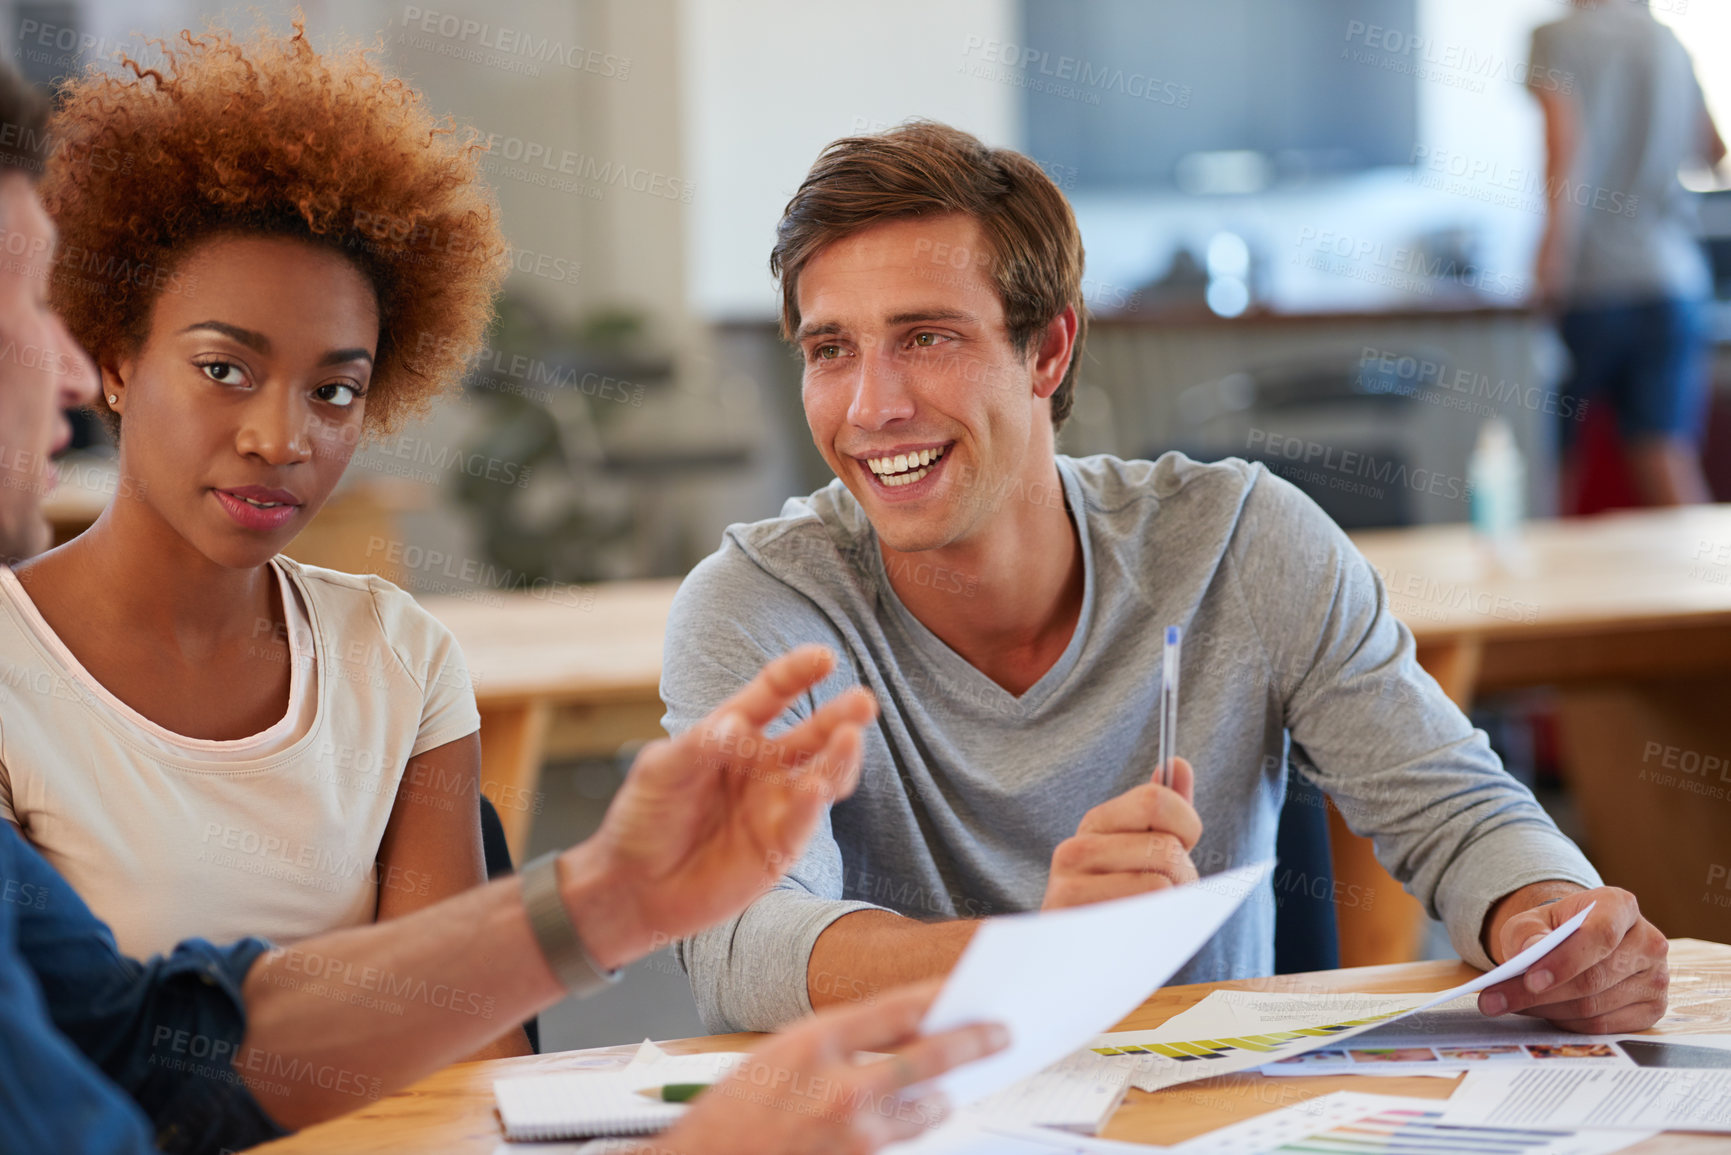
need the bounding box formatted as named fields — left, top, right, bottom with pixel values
left=41, top=20, right=506, bottom=434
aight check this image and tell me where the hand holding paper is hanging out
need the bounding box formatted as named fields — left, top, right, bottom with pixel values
left=1478, top=884, right=1669, bottom=1033
left=666, top=982, right=1008, bottom=1155
left=1100, top=903, right=1597, bottom=1093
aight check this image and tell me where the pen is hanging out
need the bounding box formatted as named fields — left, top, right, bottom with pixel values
left=1157, top=625, right=1181, bottom=790
left=635, top=1083, right=710, bottom=1102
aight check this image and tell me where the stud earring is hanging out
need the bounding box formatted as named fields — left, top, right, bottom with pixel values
left=106, top=394, right=117, bottom=403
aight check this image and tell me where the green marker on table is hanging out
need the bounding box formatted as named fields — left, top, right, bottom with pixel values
left=636, top=1083, right=709, bottom=1102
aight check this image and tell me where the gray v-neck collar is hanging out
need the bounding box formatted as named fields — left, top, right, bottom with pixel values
left=865, top=458, right=1095, bottom=718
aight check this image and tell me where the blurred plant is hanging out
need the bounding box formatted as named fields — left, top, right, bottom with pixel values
left=453, top=293, right=667, bottom=583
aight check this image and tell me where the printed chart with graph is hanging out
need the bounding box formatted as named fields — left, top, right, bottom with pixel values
left=1177, top=1091, right=1655, bottom=1155
left=1092, top=1005, right=1413, bottom=1063
left=1096, top=908, right=1589, bottom=1093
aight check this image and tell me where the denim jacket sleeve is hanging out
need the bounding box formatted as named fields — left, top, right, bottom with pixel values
left=1, top=882, right=157, bottom=1155
left=2, top=826, right=288, bottom=1154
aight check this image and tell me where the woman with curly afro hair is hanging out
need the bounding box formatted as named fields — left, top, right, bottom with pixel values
left=0, top=22, right=529, bottom=1056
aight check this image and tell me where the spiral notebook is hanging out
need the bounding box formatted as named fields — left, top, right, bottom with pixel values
left=494, top=1071, right=687, bottom=1139
left=493, top=1047, right=744, bottom=1140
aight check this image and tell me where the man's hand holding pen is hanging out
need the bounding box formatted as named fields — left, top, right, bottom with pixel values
left=1042, top=757, right=1202, bottom=910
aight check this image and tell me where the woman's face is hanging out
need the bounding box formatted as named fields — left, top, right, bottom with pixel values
left=106, top=234, right=380, bottom=570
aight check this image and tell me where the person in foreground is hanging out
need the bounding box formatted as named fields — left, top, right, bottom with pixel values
left=0, top=657, right=1002, bottom=1154
left=0, top=69, right=1002, bottom=1155
left=662, top=121, right=1669, bottom=1036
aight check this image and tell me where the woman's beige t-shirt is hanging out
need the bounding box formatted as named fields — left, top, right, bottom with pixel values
left=0, top=556, right=481, bottom=958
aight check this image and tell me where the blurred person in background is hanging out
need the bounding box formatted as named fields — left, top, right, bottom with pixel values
left=1530, top=0, right=1727, bottom=507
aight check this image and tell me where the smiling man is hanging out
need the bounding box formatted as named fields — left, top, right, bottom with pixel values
left=663, top=121, right=1669, bottom=1036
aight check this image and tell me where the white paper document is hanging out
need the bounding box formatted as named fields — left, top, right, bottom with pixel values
left=884, top=1114, right=1167, bottom=1154
left=491, top=1143, right=645, bottom=1155
left=921, top=861, right=1270, bottom=1107
left=882, top=1117, right=1147, bottom=1155
left=1164, top=1091, right=1655, bottom=1155
left=1120, top=989, right=1422, bottom=1047
left=616, top=1038, right=747, bottom=1088
left=1261, top=1026, right=1731, bottom=1079
left=1439, top=1066, right=1731, bottom=1132
left=1254, top=993, right=1643, bottom=1078
left=1094, top=905, right=1592, bottom=1093
left=971, top=1051, right=1133, bottom=1133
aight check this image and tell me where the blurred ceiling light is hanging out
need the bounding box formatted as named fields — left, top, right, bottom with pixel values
left=1205, top=276, right=1250, bottom=317
left=1206, top=231, right=1251, bottom=279
left=1204, top=231, right=1252, bottom=317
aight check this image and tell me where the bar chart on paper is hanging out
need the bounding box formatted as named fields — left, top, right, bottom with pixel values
left=1092, top=1006, right=1412, bottom=1063
left=1096, top=909, right=1593, bottom=1093
left=1175, top=1092, right=1656, bottom=1155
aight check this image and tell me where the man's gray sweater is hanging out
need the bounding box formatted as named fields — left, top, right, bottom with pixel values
left=661, top=454, right=1598, bottom=1032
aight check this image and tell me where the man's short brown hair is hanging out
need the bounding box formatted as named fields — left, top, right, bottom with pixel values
left=770, top=121, right=1087, bottom=430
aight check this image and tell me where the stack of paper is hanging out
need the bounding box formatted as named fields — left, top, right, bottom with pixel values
left=881, top=1118, right=1150, bottom=1154
left=971, top=1052, right=1132, bottom=1133
left=1440, top=1067, right=1731, bottom=1132
left=922, top=861, right=1272, bottom=1107
left=1258, top=999, right=1731, bottom=1078
left=492, top=863, right=1271, bottom=1146
left=1164, top=1091, right=1657, bottom=1155
left=1089, top=907, right=1593, bottom=1093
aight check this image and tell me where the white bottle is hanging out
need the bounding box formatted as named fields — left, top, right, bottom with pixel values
left=1468, top=418, right=1525, bottom=565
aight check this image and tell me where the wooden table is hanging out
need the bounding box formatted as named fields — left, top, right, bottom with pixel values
left=1355, top=506, right=1731, bottom=698
left=420, top=581, right=680, bottom=861
left=253, top=938, right=1731, bottom=1153
left=1342, top=506, right=1731, bottom=964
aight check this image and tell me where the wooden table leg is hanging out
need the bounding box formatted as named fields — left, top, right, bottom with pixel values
left=477, top=700, right=553, bottom=865
left=1416, top=636, right=1483, bottom=711
left=1328, top=636, right=1484, bottom=967
left=1555, top=677, right=1731, bottom=945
